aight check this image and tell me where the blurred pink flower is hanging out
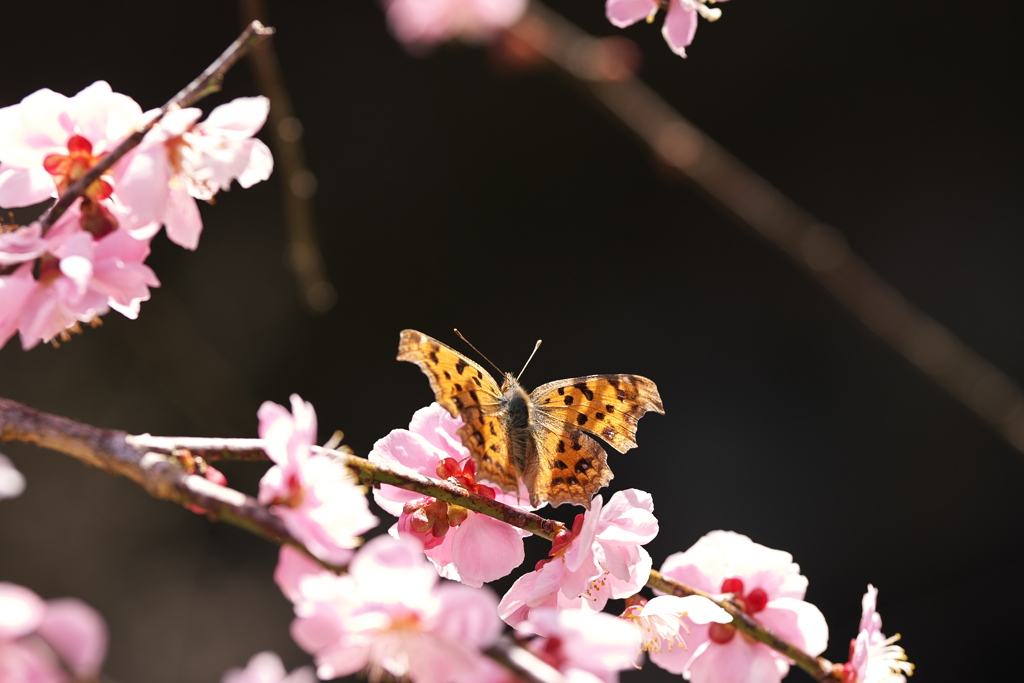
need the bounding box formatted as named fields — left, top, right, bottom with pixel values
left=382, top=0, right=526, bottom=53
left=652, top=530, right=829, bottom=683
left=0, top=582, right=107, bottom=683
left=258, top=394, right=378, bottom=565
left=277, top=536, right=502, bottom=683
left=520, top=608, right=640, bottom=683
left=606, top=0, right=728, bottom=58
left=0, top=453, right=26, bottom=500
left=842, top=585, right=914, bottom=683
left=370, top=403, right=531, bottom=586
left=220, top=651, right=315, bottom=683
left=117, top=97, right=273, bottom=249
left=499, top=488, right=657, bottom=629
left=620, top=594, right=730, bottom=663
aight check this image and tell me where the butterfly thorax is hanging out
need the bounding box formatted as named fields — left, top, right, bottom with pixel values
left=501, top=374, right=535, bottom=477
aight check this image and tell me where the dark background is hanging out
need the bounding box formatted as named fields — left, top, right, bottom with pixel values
left=1, top=2, right=1021, bottom=681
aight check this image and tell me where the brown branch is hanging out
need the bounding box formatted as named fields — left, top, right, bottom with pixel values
left=0, top=397, right=292, bottom=547
left=646, top=570, right=839, bottom=682
left=512, top=2, right=1024, bottom=457
left=128, top=434, right=565, bottom=540
left=4, top=395, right=835, bottom=676
left=37, top=20, right=276, bottom=233
left=240, top=0, right=337, bottom=313
left=487, top=637, right=567, bottom=683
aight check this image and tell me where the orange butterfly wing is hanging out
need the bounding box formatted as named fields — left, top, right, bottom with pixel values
left=396, top=329, right=519, bottom=492
left=526, top=374, right=665, bottom=508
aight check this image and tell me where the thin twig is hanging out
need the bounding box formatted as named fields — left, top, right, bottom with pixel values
left=514, top=2, right=1024, bottom=457
left=647, top=570, right=839, bottom=682
left=37, top=21, right=276, bottom=233
left=240, top=0, right=337, bottom=313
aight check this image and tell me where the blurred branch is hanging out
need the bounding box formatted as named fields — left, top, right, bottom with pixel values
left=240, top=0, right=337, bottom=313
left=511, top=2, right=1024, bottom=457
left=38, top=20, right=276, bottom=233
left=487, top=637, right=568, bottom=683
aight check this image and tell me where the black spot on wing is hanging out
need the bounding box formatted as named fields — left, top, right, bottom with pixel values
left=574, top=383, right=595, bottom=401
left=553, top=460, right=568, bottom=470
left=455, top=359, right=468, bottom=375
left=556, top=440, right=566, bottom=453
left=576, top=414, right=588, bottom=426
left=574, top=458, right=592, bottom=474
left=564, top=395, right=574, bottom=406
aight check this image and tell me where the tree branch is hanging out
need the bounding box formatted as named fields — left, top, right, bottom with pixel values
left=37, top=20, right=276, bottom=233
left=647, top=569, right=839, bottom=682
left=512, top=1, right=1024, bottom=458
left=2, top=396, right=835, bottom=678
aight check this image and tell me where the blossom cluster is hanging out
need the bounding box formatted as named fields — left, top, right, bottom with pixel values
left=0, top=81, right=272, bottom=350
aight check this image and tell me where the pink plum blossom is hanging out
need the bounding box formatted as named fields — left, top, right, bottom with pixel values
left=6, top=211, right=159, bottom=350
left=0, top=453, right=26, bottom=500
left=117, top=97, right=273, bottom=249
left=220, top=651, right=315, bottom=683
left=369, top=403, right=532, bottom=587
left=651, top=530, right=829, bottom=683
left=620, top=594, right=730, bottom=664
left=0, top=582, right=107, bottom=683
left=519, top=608, right=641, bottom=683
left=499, top=488, right=657, bottom=629
left=842, top=585, right=914, bottom=683
left=382, top=0, right=527, bottom=53
left=606, top=0, right=728, bottom=58
left=258, top=394, right=378, bottom=565
left=276, top=536, right=502, bottom=683
left=0, top=81, right=143, bottom=210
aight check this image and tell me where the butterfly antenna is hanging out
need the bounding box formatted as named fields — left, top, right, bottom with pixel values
left=454, top=328, right=505, bottom=376
left=516, top=339, right=543, bottom=381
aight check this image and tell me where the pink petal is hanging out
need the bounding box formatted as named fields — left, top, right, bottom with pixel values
left=759, top=597, right=829, bottom=656
left=0, top=266, right=37, bottom=348
left=36, top=598, right=108, bottom=677
left=606, top=0, right=658, bottom=28
left=0, top=166, right=55, bottom=208
left=163, top=184, right=204, bottom=250
left=200, top=97, right=270, bottom=139
left=685, top=637, right=783, bottom=683
left=434, top=582, right=502, bottom=648
left=661, top=1, right=699, bottom=57
left=0, top=453, right=26, bottom=499
left=449, top=512, right=526, bottom=586
left=597, top=488, right=658, bottom=544
left=0, top=582, right=46, bottom=639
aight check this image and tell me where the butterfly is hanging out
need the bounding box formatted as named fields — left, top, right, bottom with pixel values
left=397, top=329, right=665, bottom=508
